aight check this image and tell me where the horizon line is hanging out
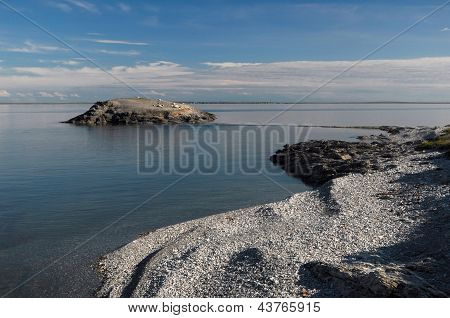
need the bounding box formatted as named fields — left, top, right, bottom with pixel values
left=1, top=100, right=450, bottom=105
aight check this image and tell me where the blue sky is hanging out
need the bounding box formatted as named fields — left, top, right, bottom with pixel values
left=1, top=0, right=450, bottom=101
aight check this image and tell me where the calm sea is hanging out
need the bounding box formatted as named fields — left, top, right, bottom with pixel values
left=0, top=103, right=449, bottom=297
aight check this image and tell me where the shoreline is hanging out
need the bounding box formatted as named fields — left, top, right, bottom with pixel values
left=96, top=127, right=449, bottom=297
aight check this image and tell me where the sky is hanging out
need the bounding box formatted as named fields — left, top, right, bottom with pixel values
left=1, top=0, right=450, bottom=102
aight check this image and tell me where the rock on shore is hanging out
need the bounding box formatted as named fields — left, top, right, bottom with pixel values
left=270, top=127, right=440, bottom=186
left=64, top=98, right=216, bottom=125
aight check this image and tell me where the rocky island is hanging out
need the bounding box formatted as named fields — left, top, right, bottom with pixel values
left=64, top=98, right=216, bottom=125
left=96, top=126, right=449, bottom=298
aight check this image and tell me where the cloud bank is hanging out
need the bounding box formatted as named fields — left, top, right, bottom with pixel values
left=3, top=57, right=450, bottom=101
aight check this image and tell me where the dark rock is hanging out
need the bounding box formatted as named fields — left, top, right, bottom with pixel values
left=270, top=138, right=404, bottom=187
left=205, top=247, right=279, bottom=297
left=230, top=247, right=265, bottom=267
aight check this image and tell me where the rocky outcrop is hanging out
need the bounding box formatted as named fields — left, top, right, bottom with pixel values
left=64, top=98, right=216, bottom=125
left=272, top=140, right=390, bottom=186
left=269, top=129, right=429, bottom=187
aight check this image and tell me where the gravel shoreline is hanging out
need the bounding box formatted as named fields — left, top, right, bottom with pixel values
left=96, top=127, right=449, bottom=297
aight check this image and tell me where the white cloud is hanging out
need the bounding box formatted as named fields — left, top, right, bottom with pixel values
left=203, top=62, right=262, bottom=68
left=53, top=92, right=67, bottom=99
left=89, top=39, right=149, bottom=46
left=17, top=91, right=78, bottom=99
left=441, top=27, right=450, bottom=32
left=38, top=91, right=55, bottom=97
left=5, top=41, right=68, bottom=53
left=47, top=1, right=72, bottom=12
left=66, top=0, right=98, bottom=13
left=117, top=3, right=131, bottom=12
left=0, top=90, right=10, bottom=97
left=39, top=59, right=81, bottom=65
left=61, top=60, right=80, bottom=65
left=16, top=92, right=34, bottom=97
left=38, top=91, right=67, bottom=99
left=96, top=49, right=141, bottom=56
